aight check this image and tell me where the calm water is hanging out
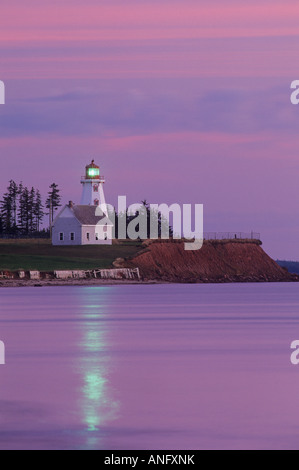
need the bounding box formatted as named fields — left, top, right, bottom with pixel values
left=0, top=283, right=299, bottom=450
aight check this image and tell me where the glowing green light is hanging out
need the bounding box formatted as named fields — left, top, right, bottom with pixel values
left=88, top=168, right=100, bottom=177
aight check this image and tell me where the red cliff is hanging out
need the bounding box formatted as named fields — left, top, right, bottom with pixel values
left=113, top=239, right=298, bottom=283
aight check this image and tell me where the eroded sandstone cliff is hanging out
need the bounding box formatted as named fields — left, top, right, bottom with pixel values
left=113, top=239, right=297, bottom=283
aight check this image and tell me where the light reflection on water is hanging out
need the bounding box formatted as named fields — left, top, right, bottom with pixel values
left=0, top=283, right=299, bottom=449
left=76, top=289, right=120, bottom=434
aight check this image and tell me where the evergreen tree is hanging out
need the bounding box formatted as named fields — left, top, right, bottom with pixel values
left=8, top=180, right=19, bottom=228
left=0, top=191, right=13, bottom=234
left=17, top=182, right=24, bottom=229
left=113, top=200, right=173, bottom=240
left=0, top=180, right=47, bottom=237
left=28, top=187, right=35, bottom=232
left=0, top=180, right=20, bottom=234
left=140, top=200, right=173, bottom=239
left=34, top=190, right=44, bottom=232
left=18, top=186, right=30, bottom=234
left=46, top=183, right=61, bottom=225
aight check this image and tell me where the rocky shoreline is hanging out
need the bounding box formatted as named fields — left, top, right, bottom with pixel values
left=0, top=278, right=157, bottom=288
left=1, top=239, right=297, bottom=287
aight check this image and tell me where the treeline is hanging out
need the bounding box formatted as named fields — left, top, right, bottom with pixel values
left=0, top=180, right=61, bottom=236
left=277, top=260, right=299, bottom=275
left=112, top=200, right=174, bottom=239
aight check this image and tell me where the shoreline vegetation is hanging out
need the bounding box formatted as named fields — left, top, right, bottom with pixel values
left=0, top=238, right=297, bottom=287
left=0, top=239, right=142, bottom=271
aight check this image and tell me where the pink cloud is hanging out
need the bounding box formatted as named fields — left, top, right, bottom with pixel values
left=1, top=3, right=299, bottom=37
left=1, top=2, right=299, bottom=79
left=1, top=1, right=299, bottom=53
left=2, top=40, right=299, bottom=80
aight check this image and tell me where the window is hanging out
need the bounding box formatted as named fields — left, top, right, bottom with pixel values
left=95, top=233, right=99, bottom=241
left=59, top=232, right=64, bottom=241
left=70, top=232, right=75, bottom=241
left=88, top=168, right=100, bottom=177
left=86, top=233, right=90, bottom=241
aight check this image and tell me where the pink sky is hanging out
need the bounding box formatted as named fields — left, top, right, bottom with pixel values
left=0, top=0, right=299, bottom=259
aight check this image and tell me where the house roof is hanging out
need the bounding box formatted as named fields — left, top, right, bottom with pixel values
left=72, top=205, right=112, bottom=226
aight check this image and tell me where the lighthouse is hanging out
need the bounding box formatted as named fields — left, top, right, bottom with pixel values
left=52, top=160, right=113, bottom=246
left=80, top=160, right=108, bottom=215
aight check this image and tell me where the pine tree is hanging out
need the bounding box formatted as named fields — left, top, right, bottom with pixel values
left=0, top=192, right=13, bottom=234
left=0, top=180, right=19, bottom=234
left=17, top=182, right=23, bottom=229
left=28, top=187, right=35, bottom=232
left=0, top=180, right=47, bottom=237
left=34, top=190, right=44, bottom=232
left=140, top=199, right=173, bottom=239
left=46, top=183, right=61, bottom=225
left=8, top=180, right=19, bottom=229
left=18, top=187, right=30, bottom=234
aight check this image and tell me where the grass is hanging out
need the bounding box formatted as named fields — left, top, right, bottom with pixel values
left=0, top=239, right=143, bottom=271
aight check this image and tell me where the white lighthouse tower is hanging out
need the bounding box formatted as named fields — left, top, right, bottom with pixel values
left=80, top=160, right=108, bottom=215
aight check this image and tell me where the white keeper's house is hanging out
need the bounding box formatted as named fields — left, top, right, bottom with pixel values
left=52, top=160, right=113, bottom=246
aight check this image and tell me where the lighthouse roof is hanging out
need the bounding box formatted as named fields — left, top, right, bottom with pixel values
left=72, top=205, right=110, bottom=226
left=86, top=159, right=99, bottom=170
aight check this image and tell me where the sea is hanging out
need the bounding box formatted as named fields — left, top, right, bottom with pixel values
left=0, top=283, right=299, bottom=450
